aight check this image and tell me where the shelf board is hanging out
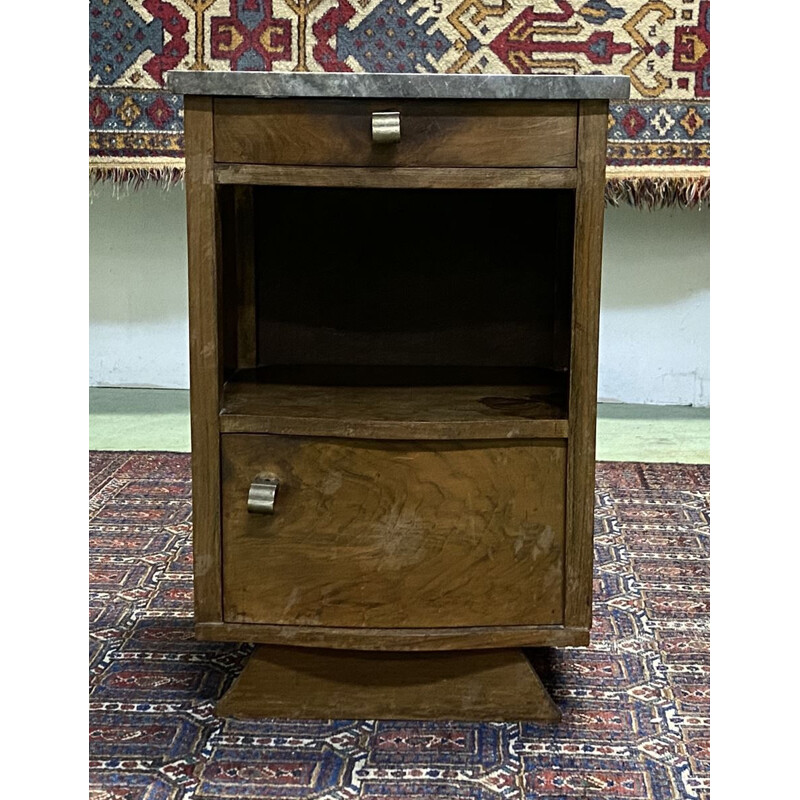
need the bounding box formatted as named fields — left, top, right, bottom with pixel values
left=214, top=164, right=578, bottom=190
left=220, top=367, right=568, bottom=440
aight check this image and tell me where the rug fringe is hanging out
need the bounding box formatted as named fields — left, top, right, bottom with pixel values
left=88, top=167, right=709, bottom=209
left=90, top=166, right=185, bottom=199
left=605, top=176, right=710, bottom=210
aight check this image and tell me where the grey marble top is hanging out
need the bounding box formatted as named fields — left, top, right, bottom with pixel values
left=165, top=71, right=630, bottom=100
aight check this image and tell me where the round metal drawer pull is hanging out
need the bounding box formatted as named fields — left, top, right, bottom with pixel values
left=248, top=476, right=279, bottom=514
left=372, top=111, right=401, bottom=144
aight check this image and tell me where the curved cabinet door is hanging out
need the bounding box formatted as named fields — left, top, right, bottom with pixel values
left=221, top=434, right=566, bottom=629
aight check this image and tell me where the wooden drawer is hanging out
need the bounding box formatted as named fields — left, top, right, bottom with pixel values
left=221, top=434, right=566, bottom=628
left=213, top=98, right=578, bottom=168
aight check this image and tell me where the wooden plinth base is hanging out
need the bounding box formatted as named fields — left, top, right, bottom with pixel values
left=216, top=645, right=561, bottom=722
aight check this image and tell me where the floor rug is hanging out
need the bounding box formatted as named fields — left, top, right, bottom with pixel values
left=89, top=452, right=709, bottom=799
left=88, top=1, right=710, bottom=208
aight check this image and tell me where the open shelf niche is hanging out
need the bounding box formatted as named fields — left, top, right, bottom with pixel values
left=218, top=184, right=575, bottom=440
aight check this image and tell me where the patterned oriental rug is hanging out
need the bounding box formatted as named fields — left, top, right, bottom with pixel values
left=89, top=1, right=710, bottom=208
left=89, top=452, right=710, bottom=800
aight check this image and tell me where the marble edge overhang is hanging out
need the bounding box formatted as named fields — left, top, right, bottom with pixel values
left=165, top=71, right=631, bottom=101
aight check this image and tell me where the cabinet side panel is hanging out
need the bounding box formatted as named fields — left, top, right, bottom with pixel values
left=185, top=95, right=223, bottom=622
left=565, top=100, right=608, bottom=628
left=234, top=186, right=257, bottom=368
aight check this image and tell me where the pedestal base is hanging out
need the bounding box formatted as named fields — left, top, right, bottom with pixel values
left=216, top=645, right=561, bottom=722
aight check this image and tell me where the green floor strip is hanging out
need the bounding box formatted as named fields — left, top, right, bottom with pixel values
left=90, top=388, right=191, bottom=453
left=596, top=403, right=709, bottom=464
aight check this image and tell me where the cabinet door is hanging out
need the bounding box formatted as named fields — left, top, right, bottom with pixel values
left=221, top=435, right=566, bottom=628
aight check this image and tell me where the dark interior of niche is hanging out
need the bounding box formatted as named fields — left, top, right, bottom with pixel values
left=246, top=185, right=574, bottom=383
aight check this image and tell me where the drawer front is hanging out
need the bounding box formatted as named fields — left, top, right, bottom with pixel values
left=221, top=434, right=566, bottom=628
left=213, top=98, right=577, bottom=168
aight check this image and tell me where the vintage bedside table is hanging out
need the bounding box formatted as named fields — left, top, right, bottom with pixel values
left=165, top=71, right=630, bottom=722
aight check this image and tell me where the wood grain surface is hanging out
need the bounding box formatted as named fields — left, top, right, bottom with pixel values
left=565, top=100, right=609, bottom=628
left=213, top=98, right=577, bottom=168
left=184, top=96, right=223, bottom=623
left=214, top=164, right=578, bottom=190
left=196, top=621, right=590, bottom=651
left=216, top=645, right=561, bottom=722
left=221, top=435, right=567, bottom=629
left=221, top=368, right=568, bottom=439
left=183, top=93, right=607, bottom=654
left=233, top=186, right=257, bottom=369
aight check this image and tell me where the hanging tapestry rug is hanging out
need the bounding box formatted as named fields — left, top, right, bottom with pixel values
left=89, top=0, right=710, bottom=207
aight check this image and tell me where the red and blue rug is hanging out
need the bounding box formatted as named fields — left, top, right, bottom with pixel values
left=89, top=452, right=709, bottom=799
left=88, top=1, right=710, bottom=207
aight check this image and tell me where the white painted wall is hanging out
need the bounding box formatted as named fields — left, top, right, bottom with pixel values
left=89, top=184, right=709, bottom=405
left=599, top=203, right=709, bottom=406
left=90, top=185, right=189, bottom=389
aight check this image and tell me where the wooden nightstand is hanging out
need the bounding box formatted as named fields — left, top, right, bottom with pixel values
left=166, top=71, right=630, bottom=722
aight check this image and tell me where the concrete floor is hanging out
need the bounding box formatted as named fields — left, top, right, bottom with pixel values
left=89, top=388, right=709, bottom=463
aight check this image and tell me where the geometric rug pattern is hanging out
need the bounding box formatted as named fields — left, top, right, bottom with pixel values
left=89, top=1, right=710, bottom=206
left=89, top=452, right=710, bottom=799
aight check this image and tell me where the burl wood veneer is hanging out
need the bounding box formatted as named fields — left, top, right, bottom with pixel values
left=221, top=435, right=567, bottom=629
left=168, top=70, right=630, bottom=722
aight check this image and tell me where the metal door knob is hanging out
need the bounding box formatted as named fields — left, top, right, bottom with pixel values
left=372, top=111, right=401, bottom=144
left=248, top=476, right=279, bottom=514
